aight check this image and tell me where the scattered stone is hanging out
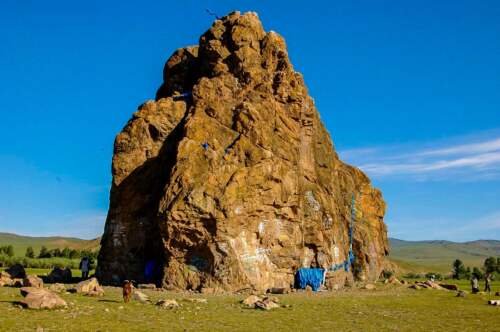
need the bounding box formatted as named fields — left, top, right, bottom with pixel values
left=104, top=308, right=110, bottom=312
left=456, top=290, right=467, bottom=297
left=267, top=287, right=288, bottom=294
left=72, top=277, right=104, bottom=296
left=185, top=298, right=208, bottom=304
left=12, top=278, right=24, bottom=287
left=138, top=283, right=157, bottom=290
left=386, top=276, right=401, bottom=285
left=133, top=290, right=150, bottom=303
left=362, top=284, right=376, bottom=290
left=19, top=287, right=67, bottom=309
left=118, top=306, right=124, bottom=310
left=6, top=264, right=26, bottom=279
left=242, top=295, right=261, bottom=308
left=265, top=296, right=279, bottom=304
left=409, top=284, right=422, bottom=290
left=0, top=271, right=13, bottom=287
left=439, top=284, right=458, bottom=291
left=48, top=283, right=66, bottom=293
left=156, top=299, right=179, bottom=309
left=423, top=280, right=444, bottom=290
left=47, top=267, right=72, bottom=283
left=23, top=275, right=43, bottom=288
left=255, top=297, right=280, bottom=311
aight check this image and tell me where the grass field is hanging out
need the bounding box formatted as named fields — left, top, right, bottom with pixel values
left=388, top=238, right=500, bottom=274
left=0, top=281, right=499, bottom=331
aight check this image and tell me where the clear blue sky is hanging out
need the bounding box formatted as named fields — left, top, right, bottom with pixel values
left=1, top=1, right=499, bottom=240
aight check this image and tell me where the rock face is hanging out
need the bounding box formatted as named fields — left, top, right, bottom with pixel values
left=97, top=11, right=388, bottom=291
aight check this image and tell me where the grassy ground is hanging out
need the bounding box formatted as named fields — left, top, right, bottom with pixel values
left=0, top=281, right=499, bottom=331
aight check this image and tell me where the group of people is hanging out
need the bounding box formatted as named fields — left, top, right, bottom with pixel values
left=471, top=273, right=492, bottom=294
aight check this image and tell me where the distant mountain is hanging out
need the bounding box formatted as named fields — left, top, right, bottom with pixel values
left=388, top=238, right=500, bottom=274
left=0, top=232, right=100, bottom=257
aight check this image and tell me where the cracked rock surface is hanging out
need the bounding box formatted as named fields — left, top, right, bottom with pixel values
left=97, top=11, right=389, bottom=291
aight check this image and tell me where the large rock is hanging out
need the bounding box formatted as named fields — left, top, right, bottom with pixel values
left=72, top=277, right=104, bottom=296
left=156, top=299, right=179, bottom=309
left=96, top=11, right=388, bottom=291
left=0, top=271, right=13, bottom=287
left=132, top=290, right=150, bottom=303
left=6, top=264, right=26, bottom=279
left=20, top=287, right=67, bottom=309
left=47, top=267, right=72, bottom=283
left=23, top=275, right=43, bottom=288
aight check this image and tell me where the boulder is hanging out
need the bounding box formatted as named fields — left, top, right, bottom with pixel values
left=267, top=287, right=288, bottom=294
left=387, top=276, right=401, bottom=285
left=6, top=264, right=26, bottom=279
left=156, top=299, right=179, bottom=309
left=0, top=271, right=13, bottom=287
left=48, top=283, right=66, bottom=293
left=242, top=295, right=261, bottom=308
left=255, top=297, right=280, bottom=310
left=47, top=267, right=72, bottom=283
left=23, top=275, right=43, bottom=288
left=362, top=284, right=376, bottom=290
left=12, top=278, right=24, bottom=287
left=409, top=284, right=422, bottom=290
left=72, top=277, right=104, bottom=296
left=439, top=283, right=458, bottom=291
left=423, top=280, right=443, bottom=290
left=138, top=283, right=157, bottom=290
left=133, top=290, right=150, bottom=303
left=20, top=287, right=67, bottom=309
left=96, top=11, right=389, bottom=291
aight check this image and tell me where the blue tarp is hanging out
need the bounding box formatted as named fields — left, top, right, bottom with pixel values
left=296, top=268, right=325, bottom=291
left=145, top=260, right=157, bottom=282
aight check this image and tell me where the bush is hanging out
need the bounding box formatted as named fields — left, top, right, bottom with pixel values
left=403, top=272, right=424, bottom=279
left=0, top=254, right=81, bottom=270
left=425, top=272, right=442, bottom=280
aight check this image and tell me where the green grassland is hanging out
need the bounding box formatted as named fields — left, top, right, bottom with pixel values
left=0, top=281, right=499, bottom=331
left=388, top=238, right=500, bottom=274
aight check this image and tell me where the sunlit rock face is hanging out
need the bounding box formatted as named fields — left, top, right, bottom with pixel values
left=96, top=11, right=389, bottom=291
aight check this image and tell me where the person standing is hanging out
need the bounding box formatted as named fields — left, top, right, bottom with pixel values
left=485, top=273, right=492, bottom=293
left=79, top=257, right=90, bottom=279
left=471, top=276, right=479, bottom=294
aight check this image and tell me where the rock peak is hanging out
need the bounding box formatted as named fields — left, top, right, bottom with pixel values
left=97, top=12, right=389, bottom=291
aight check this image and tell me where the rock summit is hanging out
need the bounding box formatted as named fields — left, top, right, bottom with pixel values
left=97, top=11, right=388, bottom=291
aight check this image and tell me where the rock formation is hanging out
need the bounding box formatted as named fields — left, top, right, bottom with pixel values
left=97, top=11, right=388, bottom=291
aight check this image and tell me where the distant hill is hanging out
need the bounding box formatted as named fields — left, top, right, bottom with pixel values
left=388, top=238, right=500, bottom=274
left=0, top=232, right=100, bottom=257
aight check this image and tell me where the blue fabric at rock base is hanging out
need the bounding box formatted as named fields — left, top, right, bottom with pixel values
left=295, top=268, right=325, bottom=291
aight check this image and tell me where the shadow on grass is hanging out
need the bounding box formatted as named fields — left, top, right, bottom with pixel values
left=98, top=299, right=122, bottom=303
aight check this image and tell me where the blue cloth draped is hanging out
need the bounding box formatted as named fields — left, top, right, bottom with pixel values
left=296, top=268, right=325, bottom=291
